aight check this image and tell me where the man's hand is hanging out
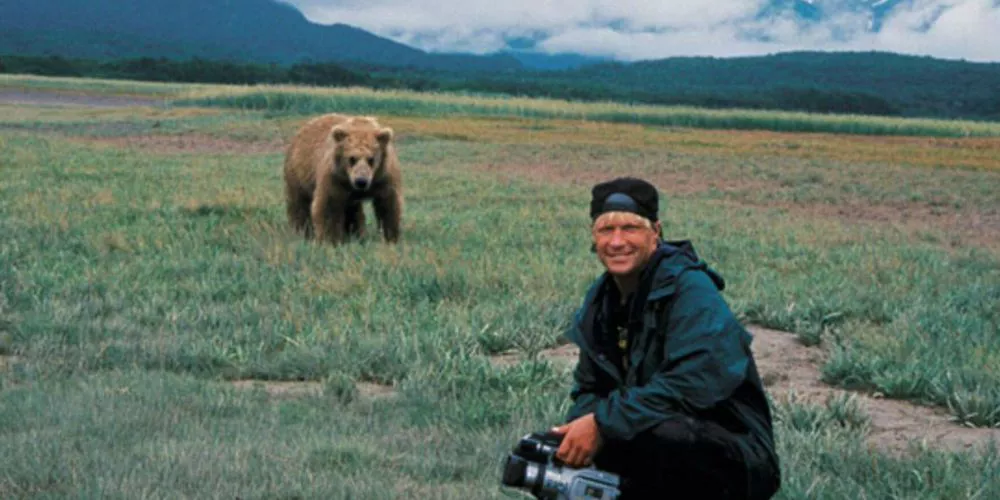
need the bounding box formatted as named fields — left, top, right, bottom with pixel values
left=551, top=413, right=603, bottom=468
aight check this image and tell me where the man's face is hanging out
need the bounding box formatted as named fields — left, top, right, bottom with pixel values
left=592, top=212, right=660, bottom=278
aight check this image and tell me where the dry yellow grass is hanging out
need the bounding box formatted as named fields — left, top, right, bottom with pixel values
left=388, top=116, right=1000, bottom=171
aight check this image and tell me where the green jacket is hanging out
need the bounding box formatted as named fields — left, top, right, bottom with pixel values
left=564, top=240, right=780, bottom=499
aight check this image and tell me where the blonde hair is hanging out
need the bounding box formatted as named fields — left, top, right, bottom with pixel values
left=592, top=211, right=653, bottom=230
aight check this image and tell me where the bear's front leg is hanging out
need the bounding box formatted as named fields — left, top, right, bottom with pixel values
left=373, top=190, right=402, bottom=243
left=345, top=201, right=366, bottom=239
left=286, top=184, right=313, bottom=238
left=311, top=195, right=346, bottom=245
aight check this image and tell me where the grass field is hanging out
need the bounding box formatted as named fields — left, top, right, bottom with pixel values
left=6, top=73, right=1000, bottom=138
left=1, top=75, right=998, bottom=498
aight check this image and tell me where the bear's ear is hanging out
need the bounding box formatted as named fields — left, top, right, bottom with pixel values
left=331, top=125, right=349, bottom=143
left=376, top=127, right=393, bottom=146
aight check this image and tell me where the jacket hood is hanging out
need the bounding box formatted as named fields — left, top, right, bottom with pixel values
left=647, top=239, right=726, bottom=298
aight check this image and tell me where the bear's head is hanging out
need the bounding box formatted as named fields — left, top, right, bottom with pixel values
left=330, top=117, right=394, bottom=192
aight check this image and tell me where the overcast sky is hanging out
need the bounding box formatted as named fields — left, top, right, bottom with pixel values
left=283, top=0, right=1000, bottom=62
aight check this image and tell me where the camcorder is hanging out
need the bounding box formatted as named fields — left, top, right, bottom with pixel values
left=500, top=431, right=622, bottom=500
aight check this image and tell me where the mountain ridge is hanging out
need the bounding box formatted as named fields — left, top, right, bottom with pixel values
left=0, top=0, right=525, bottom=71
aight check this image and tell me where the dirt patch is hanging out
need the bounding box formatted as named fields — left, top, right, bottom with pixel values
left=765, top=199, right=1000, bottom=250
left=230, top=379, right=397, bottom=400
left=230, top=380, right=324, bottom=399
left=750, top=326, right=999, bottom=455
left=0, top=355, right=20, bottom=372
left=357, top=381, right=397, bottom=399
left=491, top=326, right=1000, bottom=456
left=718, top=130, right=1000, bottom=172
left=490, top=340, right=579, bottom=369
left=0, top=89, right=165, bottom=108
left=78, top=134, right=286, bottom=155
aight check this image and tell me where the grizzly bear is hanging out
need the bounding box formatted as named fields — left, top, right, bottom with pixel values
left=283, top=113, right=403, bottom=245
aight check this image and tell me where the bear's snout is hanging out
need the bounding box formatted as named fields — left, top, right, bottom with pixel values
left=353, top=178, right=370, bottom=190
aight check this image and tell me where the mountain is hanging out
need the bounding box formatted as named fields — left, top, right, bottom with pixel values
left=0, top=0, right=523, bottom=72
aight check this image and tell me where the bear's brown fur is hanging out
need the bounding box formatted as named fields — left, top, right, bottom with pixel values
left=283, top=113, right=403, bottom=245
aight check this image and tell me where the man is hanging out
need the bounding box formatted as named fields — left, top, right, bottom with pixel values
left=550, top=177, right=781, bottom=499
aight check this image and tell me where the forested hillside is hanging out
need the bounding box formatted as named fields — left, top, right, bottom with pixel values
left=367, top=51, right=1000, bottom=120
left=561, top=52, right=1000, bottom=119
left=0, top=0, right=522, bottom=72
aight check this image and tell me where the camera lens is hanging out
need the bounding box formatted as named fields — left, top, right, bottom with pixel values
left=501, top=455, right=529, bottom=487
left=515, top=436, right=560, bottom=462
left=502, top=454, right=548, bottom=495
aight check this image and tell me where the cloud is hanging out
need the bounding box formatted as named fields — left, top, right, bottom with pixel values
left=865, top=0, right=1000, bottom=61
left=284, top=0, right=1000, bottom=62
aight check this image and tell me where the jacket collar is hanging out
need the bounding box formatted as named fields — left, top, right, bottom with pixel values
left=593, top=240, right=722, bottom=302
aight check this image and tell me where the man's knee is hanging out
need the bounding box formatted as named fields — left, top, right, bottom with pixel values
left=594, top=415, right=749, bottom=497
left=648, top=414, right=703, bottom=446
left=651, top=415, right=745, bottom=458
left=612, top=414, right=737, bottom=459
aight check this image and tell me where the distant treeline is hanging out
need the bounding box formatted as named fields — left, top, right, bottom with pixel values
left=3, top=53, right=998, bottom=121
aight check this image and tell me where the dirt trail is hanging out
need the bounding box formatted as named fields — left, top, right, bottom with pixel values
left=491, top=326, right=1000, bottom=456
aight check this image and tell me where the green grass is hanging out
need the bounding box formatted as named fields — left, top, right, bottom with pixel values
left=1, top=369, right=997, bottom=498
left=2, top=78, right=1000, bottom=498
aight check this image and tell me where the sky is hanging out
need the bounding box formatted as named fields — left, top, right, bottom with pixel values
left=283, top=0, right=1000, bottom=63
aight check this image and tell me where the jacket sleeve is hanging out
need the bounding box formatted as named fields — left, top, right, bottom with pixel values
left=592, top=270, right=751, bottom=442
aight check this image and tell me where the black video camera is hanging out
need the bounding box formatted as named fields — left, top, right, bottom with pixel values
left=501, top=431, right=621, bottom=499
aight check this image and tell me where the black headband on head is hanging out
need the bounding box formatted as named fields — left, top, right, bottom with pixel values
left=600, top=193, right=642, bottom=215
left=590, top=177, right=659, bottom=223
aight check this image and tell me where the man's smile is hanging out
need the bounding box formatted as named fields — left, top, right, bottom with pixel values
left=606, top=251, right=636, bottom=260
